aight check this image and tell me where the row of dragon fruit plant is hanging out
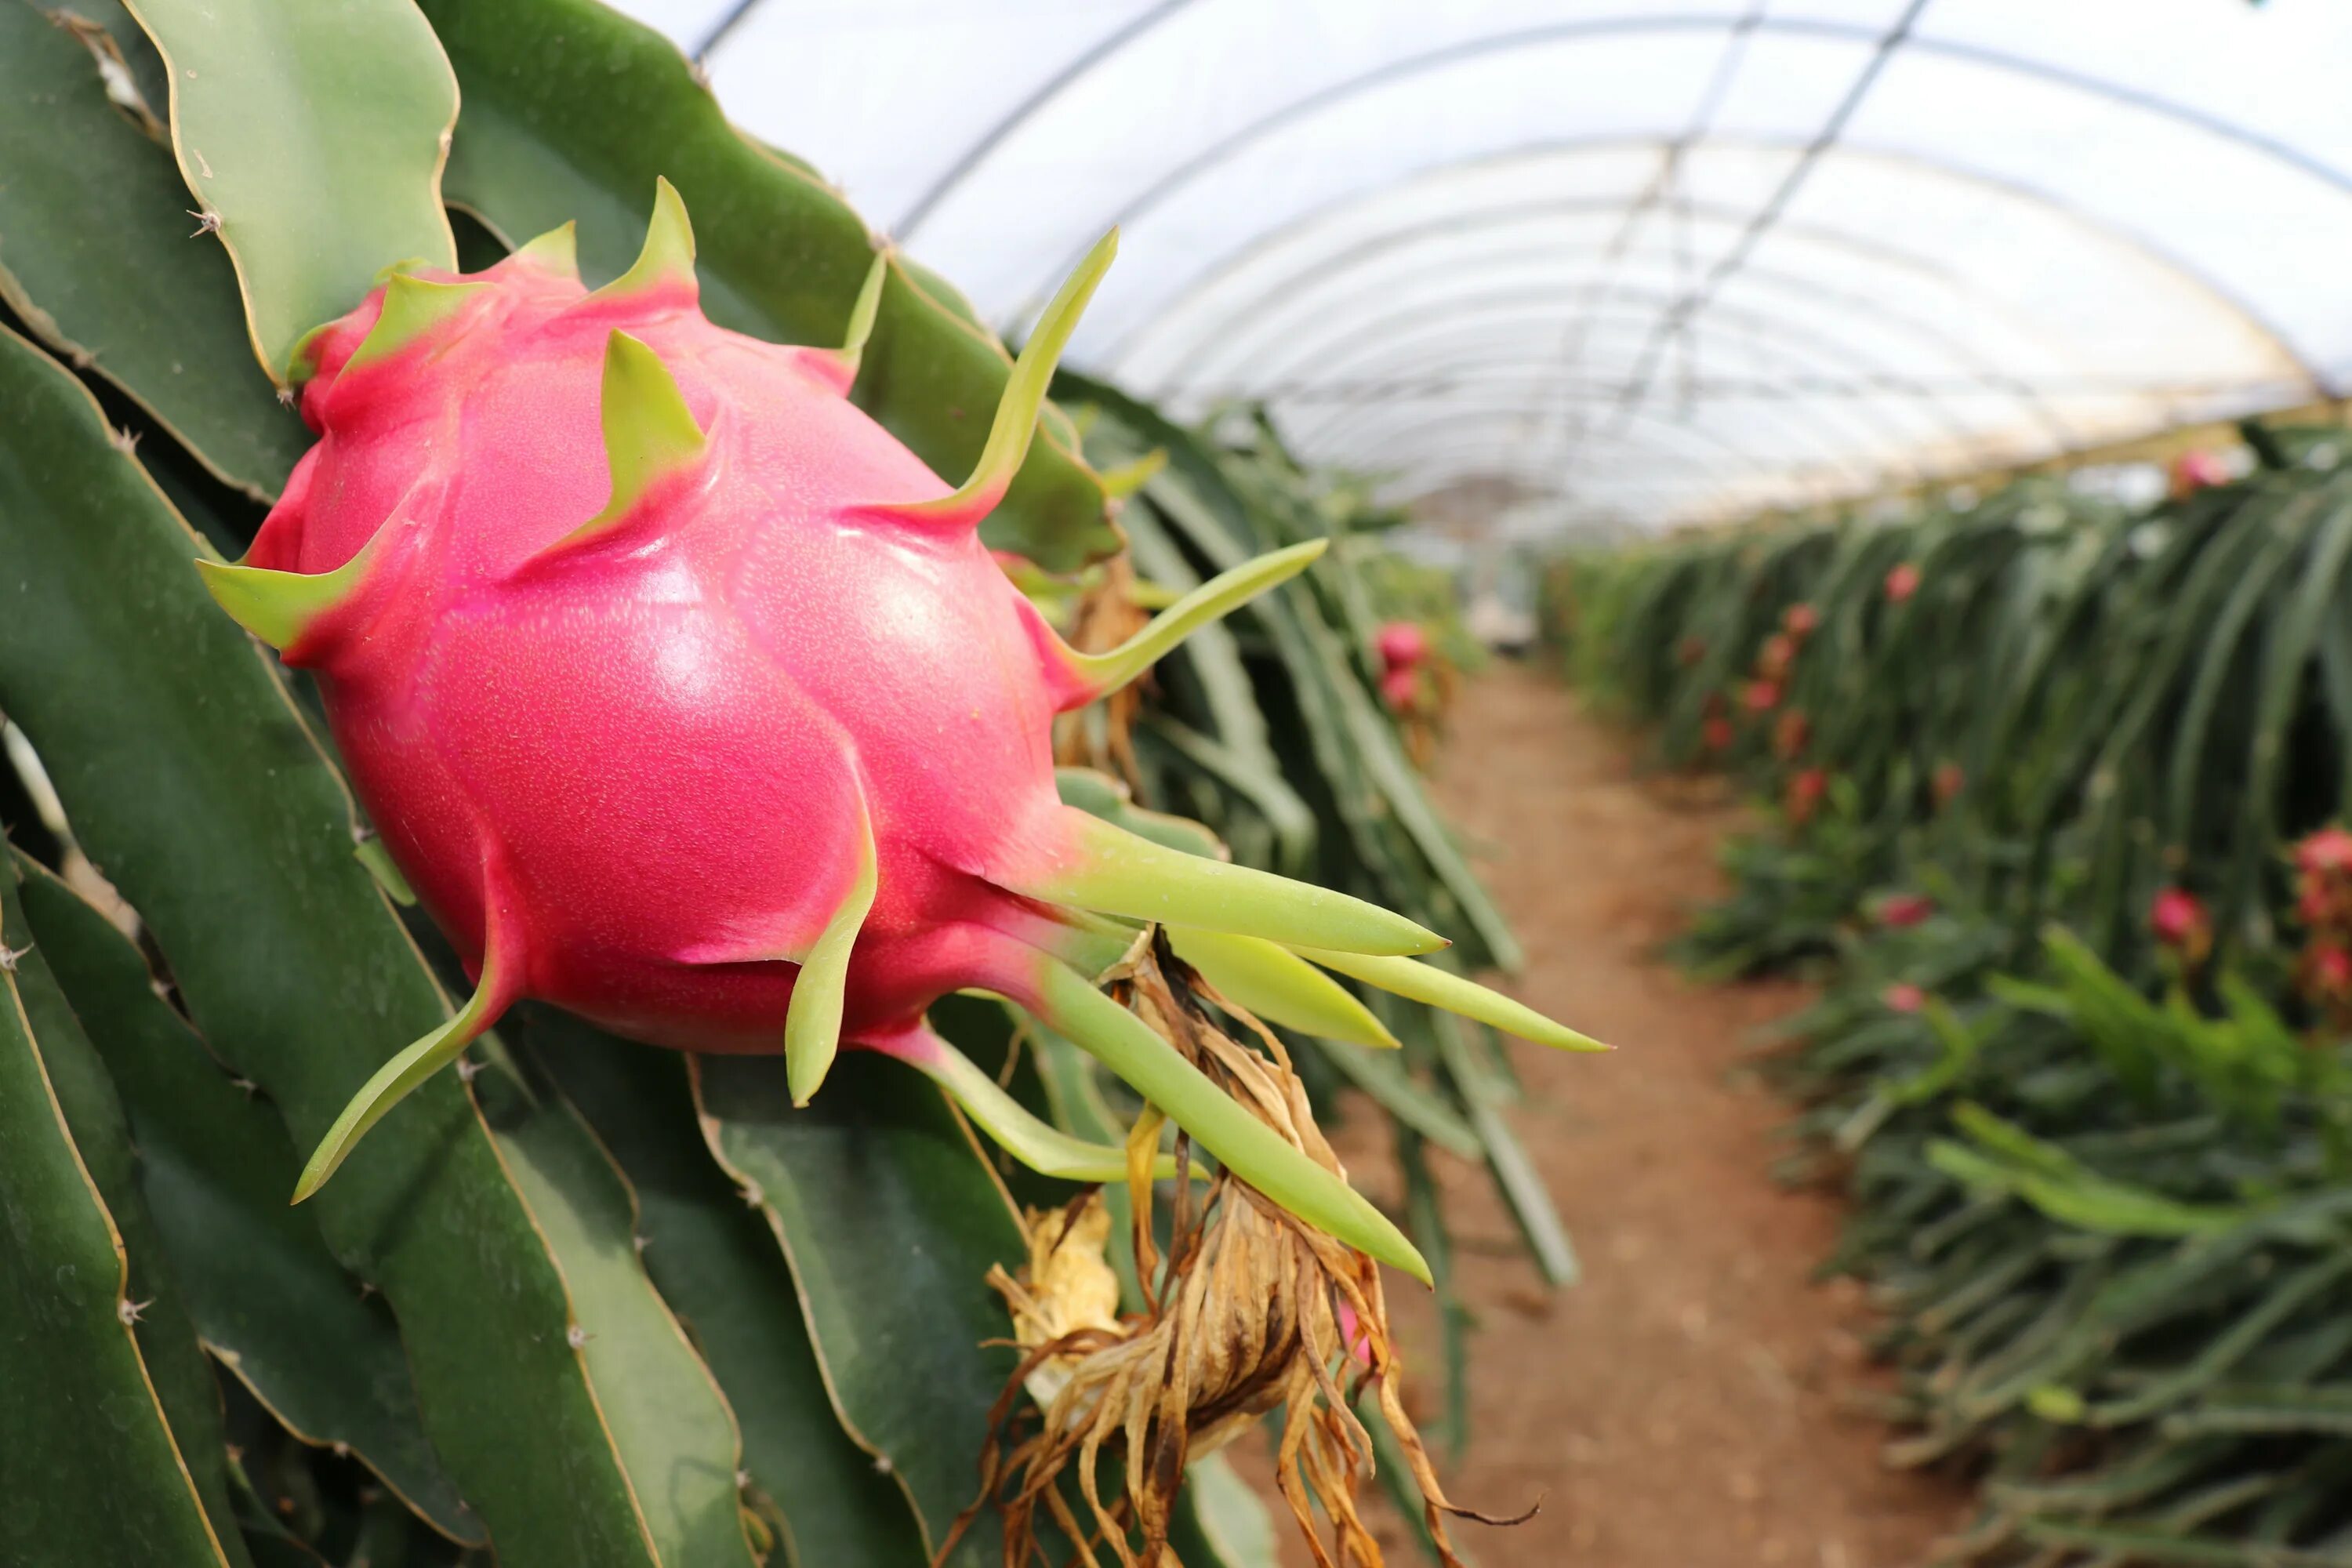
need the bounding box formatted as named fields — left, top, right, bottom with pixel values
left=0, top=2, right=1592, bottom=1566
left=1547, top=426, right=2352, bottom=1563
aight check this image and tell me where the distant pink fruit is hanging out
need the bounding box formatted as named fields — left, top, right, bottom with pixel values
left=1885, top=563, right=1921, bottom=604
left=1380, top=664, right=1421, bottom=713
left=1375, top=620, right=1431, bottom=671
left=1882, top=983, right=1926, bottom=1014
left=2297, top=826, right=2352, bottom=876
left=2150, top=887, right=2212, bottom=967
left=1877, top=894, right=1933, bottom=930
left=2169, top=448, right=2231, bottom=499
left=1786, top=767, right=1828, bottom=825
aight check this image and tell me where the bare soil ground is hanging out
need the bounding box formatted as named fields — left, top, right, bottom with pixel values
left=1236, top=662, right=1968, bottom=1567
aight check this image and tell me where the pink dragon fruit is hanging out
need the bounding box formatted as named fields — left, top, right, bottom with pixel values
left=195, top=183, right=1595, bottom=1274
left=1374, top=619, right=1430, bottom=671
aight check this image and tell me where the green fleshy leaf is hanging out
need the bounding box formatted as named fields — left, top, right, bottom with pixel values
left=1, top=861, right=251, bottom=1565
left=15, top=855, right=479, bottom=1546
left=562, top=329, right=707, bottom=550
left=343, top=275, right=488, bottom=372
left=289, top=947, right=503, bottom=1204
left=0, top=886, right=234, bottom=1567
left=194, top=532, right=380, bottom=652
left=875, top=1024, right=1164, bottom=1183
left=691, top=1051, right=1029, bottom=1566
left=1055, top=765, right=1228, bottom=859
left=532, top=1021, right=931, bottom=1568
left=588, top=176, right=695, bottom=303
left=0, top=2, right=307, bottom=495
left=466, top=1044, right=760, bottom=1568
left=123, top=0, right=460, bottom=378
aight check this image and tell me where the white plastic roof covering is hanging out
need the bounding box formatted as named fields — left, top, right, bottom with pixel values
left=607, top=0, right=2352, bottom=534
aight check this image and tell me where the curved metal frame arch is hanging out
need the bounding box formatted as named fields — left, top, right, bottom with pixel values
left=982, top=19, right=2333, bottom=386
left=1386, top=435, right=1839, bottom=527
left=1305, top=397, right=1830, bottom=499
left=1307, top=379, right=1886, bottom=495
left=1115, top=140, right=2078, bottom=400
left=1232, top=279, right=1994, bottom=453
left=1115, top=166, right=2074, bottom=445
left=1178, top=243, right=2071, bottom=448
left=892, top=0, right=1198, bottom=234
left=1259, top=295, right=1964, bottom=473
left=1104, top=132, right=2321, bottom=404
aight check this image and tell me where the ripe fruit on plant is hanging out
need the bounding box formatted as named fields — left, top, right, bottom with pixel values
left=1875, top=892, right=1933, bottom=929
left=1884, top=561, right=1922, bottom=604
left=194, top=183, right=1598, bottom=1277
left=1381, top=663, right=1421, bottom=713
left=1785, top=766, right=1828, bottom=824
left=2150, top=887, right=2209, bottom=949
left=1376, top=619, right=1431, bottom=671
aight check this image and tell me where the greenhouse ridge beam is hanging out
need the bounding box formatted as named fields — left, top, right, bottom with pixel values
left=1109, top=132, right=2315, bottom=455
left=1222, top=372, right=2305, bottom=405
left=1156, top=212, right=2063, bottom=444
left=892, top=0, right=1195, bottom=238
left=1305, top=372, right=1905, bottom=493
left=1117, top=163, right=2074, bottom=449
left=1596, top=0, right=1928, bottom=452
left=1006, top=9, right=2352, bottom=355
left=1534, top=0, right=1767, bottom=470
left=1271, top=296, right=1965, bottom=470
left=1167, top=244, right=2070, bottom=448
left=651, top=0, right=2352, bottom=528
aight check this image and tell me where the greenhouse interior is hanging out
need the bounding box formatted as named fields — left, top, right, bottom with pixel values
left=5, top=2, right=2352, bottom=1565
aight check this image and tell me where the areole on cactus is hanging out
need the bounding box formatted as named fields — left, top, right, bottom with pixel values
left=193, top=179, right=1599, bottom=1287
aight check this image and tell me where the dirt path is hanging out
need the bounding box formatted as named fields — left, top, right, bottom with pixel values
left=1246, top=663, right=1968, bottom=1566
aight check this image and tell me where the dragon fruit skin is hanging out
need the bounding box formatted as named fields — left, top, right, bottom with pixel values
left=1374, top=620, right=1429, bottom=671
left=194, top=184, right=1604, bottom=1275
left=251, top=234, right=1069, bottom=1057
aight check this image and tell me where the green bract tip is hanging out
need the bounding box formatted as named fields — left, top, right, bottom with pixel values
left=1056, top=539, right=1327, bottom=706
left=1018, top=808, right=1444, bottom=958
left=556, top=331, right=707, bottom=550
left=590, top=176, right=696, bottom=302
left=195, top=534, right=383, bottom=652
left=346, top=275, right=489, bottom=372
left=1290, top=946, right=1610, bottom=1054
left=785, top=800, right=878, bottom=1106
left=1016, top=959, right=1431, bottom=1285
left=1170, top=928, right=1400, bottom=1051
left=877, top=229, right=1116, bottom=528
left=293, top=946, right=510, bottom=1203
left=512, top=220, right=581, bottom=280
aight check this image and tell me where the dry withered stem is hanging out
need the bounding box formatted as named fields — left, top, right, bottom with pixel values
left=946, top=938, right=1526, bottom=1567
